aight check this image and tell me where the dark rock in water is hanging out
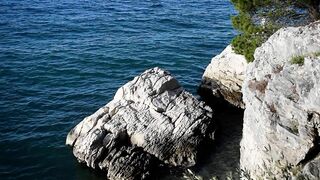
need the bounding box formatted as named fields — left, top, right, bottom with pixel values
left=66, top=67, right=215, bottom=179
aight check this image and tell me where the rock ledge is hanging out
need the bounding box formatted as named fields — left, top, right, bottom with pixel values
left=200, top=45, right=247, bottom=108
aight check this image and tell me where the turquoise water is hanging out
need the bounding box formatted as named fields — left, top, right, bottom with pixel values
left=0, top=0, right=236, bottom=179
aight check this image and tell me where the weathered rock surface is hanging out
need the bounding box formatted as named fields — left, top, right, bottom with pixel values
left=241, top=21, right=320, bottom=179
left=66, top=67, right=214, bottom=180
left=200, top=45, right=247, bottom=108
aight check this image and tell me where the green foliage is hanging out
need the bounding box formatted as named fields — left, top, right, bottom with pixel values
left=230, top=0, right=280, bottom=62
left=313, top=52, right=320, bottom=57
left=264, top=7, right=297, bottom=21
left=289, top=52, right=319, bottom=65
left=231, top=0, right=271, bottom=11
left=231, top=0, right=254, bottom=11
left=231, top=13, right=262, bottom=33
left=291, top=55, right=305, bottom=65
left=231, top=34, right=263, bottom=62
left=230, top=11, right=267, bottom=63
left=230, top=0, right=319, bottom=62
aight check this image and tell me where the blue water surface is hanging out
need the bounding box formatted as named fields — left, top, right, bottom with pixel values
left=0, top=0, right=236, bottom=179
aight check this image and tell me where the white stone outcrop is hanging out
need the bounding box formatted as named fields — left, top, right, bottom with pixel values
left=200, top=45, right=247, bottom=108
left=241, top=21, right=320, bottom=179
left=66, top=67, right=214, bottom=180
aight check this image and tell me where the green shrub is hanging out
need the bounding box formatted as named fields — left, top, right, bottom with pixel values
left=231, top=13, right=263, bottom=34
left=291, top=56, right=304, bottom=65
left=313, top=52, right=320, bottom=57
left=230, top=0, right=279, bottom=63
left=231, top=0, right=271, bottom=11
left=230, top=0, right=319, bottom=62
left=231, top=34, right=263, bottom=62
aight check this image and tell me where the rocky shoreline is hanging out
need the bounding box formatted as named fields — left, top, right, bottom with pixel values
left=67, top=21, right=320, bottom=179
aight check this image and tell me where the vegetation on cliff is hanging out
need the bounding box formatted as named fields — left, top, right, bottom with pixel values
left=231, top=0, right=320, bottom=62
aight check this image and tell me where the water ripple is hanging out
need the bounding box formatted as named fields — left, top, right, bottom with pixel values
left=0, top=0, right=237, bottom=179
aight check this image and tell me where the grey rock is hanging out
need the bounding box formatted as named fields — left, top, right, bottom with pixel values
left=241, top=21, right=320, bottom=179
left=66, top=67, right=214, bottom=180
left=200, top=45, right=247, bottom=108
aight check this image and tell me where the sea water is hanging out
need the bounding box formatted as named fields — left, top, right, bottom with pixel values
left=0, top=0, right=236, bottom=179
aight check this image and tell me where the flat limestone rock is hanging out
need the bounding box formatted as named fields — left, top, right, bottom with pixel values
left=66, top=67, right=214, bottom=180
left=241, top=21, right=320, bottom=179
left=200, top=45, right=247, bottom=108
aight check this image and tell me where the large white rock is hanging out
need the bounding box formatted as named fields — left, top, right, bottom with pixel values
left=200, top=45, right=247, bottom=108
left=241, top=21, right=320, bottom=179
left=66, top=67, right=214, bottom=180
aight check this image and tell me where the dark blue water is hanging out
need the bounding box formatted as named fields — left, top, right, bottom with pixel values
left=0, top=0, right=236, bottom=179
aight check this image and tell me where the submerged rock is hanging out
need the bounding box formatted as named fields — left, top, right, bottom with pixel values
left=241, top=21, right=320, bottom=179
left=66, top=67, right=214, bottom=179
left=200, top=45, right=247, bottom=109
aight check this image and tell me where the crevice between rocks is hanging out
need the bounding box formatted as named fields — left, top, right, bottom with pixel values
left=185, top=86, right=245, bottom=179
left=298, top=127, right=320, bottom=166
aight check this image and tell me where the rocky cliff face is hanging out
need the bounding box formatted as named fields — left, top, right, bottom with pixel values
left=241, top=21, right=320, bottom=179
left=200, top=45, right=247, bottom=108
left=66, top=67, right=214, bottom=180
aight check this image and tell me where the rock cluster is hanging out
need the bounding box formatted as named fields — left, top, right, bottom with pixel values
left=200, top=45, right=247, bottom=108
left=241, top=21, right=320, bottom=179
left=66, top=67, right=214, bottom=180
